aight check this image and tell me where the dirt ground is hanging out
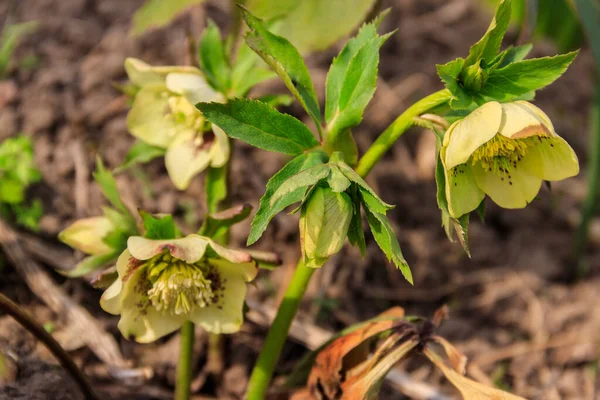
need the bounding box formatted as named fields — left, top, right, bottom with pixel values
left=0, top=0, right=599, bottom=399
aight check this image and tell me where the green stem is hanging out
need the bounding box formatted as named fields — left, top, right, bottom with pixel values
left=245, top=89, right=451, bottom=399
left=246, top=261, right=314, bottom=399
left=175, top=320, right=195, bottom=400
left=355, top=89, right=451, bottom=177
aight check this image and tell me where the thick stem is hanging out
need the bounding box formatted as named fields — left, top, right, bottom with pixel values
left=175, top=320, right=195, bottom=400
left=0, top=292, right=98, bottom=400
left=246, top=261, right=314, bottom=399
left=355, top=89, right=451, bottom=177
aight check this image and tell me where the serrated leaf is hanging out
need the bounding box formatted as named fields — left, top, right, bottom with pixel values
left=197, top=98, right=319, bottom=155
left=436, top=58, right=473, bottom=109
left=464, top=0, right=512, bottom=68
left=117, top=141, right=165, bottom=172
left=269, top=164, right=331, bottom=206
left=247, top=0, right=377, bottom=55
left=327, top=165, right=351, bottom=193
left=248, top=150, right=329, bottom=245
left=199, top=204, right=252, bottom=239
left=93, top=158, right=129, bottom=215
left=480, top=51, right=578, bottom=102
left=240, top=7, right=322, bottom=130
left=140, top=211, right=177, bottom=240
left=495, top=43, right=533, bottom=69
left=359, top=187, right=391, bottom=215
left=364, top=208, right=412, bottom=284
left=199, top=20, right=231, bottom=93
left=336, top=162, right=394, bottom=212
left=131, top=0, right=206, bottom=36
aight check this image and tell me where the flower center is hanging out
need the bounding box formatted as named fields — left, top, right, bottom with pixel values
left=164, top=95, right=205, bottom=137
left=471, top=134, right=537, bottom=174
left=145, top=252, right=216, bottom=315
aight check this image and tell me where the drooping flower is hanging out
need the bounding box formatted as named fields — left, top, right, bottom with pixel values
left=125, top=58, right=230, bottom=190
left=441, top=100, right=579, bottom=217
left=100, top=235, right=257, bottom=343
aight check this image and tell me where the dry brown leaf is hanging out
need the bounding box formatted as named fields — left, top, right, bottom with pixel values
left=424, top=348, right=527, bottom=400
left=431, top=334, right=467, bottom=374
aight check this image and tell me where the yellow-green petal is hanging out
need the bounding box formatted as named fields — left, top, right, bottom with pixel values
left=444, top=163, right=485, bottom=218
left=445, top=101, right=503, bottom=169
left=520, top=136, right=579, bottom=181
left=165, top=129, right=212, bottom=190
left=59, top=216, right=113, bottom=255
left=209, top=125, right=230, bottom=168
left=515, top=101, right=555, bottom=134
left=189, top=259, right=255, bottom=334
left=127, top=84, right=174, bottom=148
left=125, top=58, right=164, bottom=87
left=127, top=236, right=209, bottom=263
left=498, top=101, right=552, bottom=139
left=100, top=278, right=123, bottom=315
left=472, top=162, right=542, bottom=209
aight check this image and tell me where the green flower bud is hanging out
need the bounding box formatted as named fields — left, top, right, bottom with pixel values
left=461, top=61, right=488, bottom=92
left=299, top=186, right=353, bottom=268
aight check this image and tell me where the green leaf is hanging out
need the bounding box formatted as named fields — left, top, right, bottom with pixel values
left=365, top=208, right=412, bottom=284
left=359, top=187, right=391, bottom=215
left=205, top=165, right=228, bottom=214
left=13, top=200, right=43, bottom=231
left=199, top=204, right=252, bottom=239
left=63, top=252, right=120, bottom=278
left=199, top=20, right=231, bottom=93
left=254, top=93, right=294, bottom=108
left=269, top=164, right=331, bottom=205
left=248, top=150, right=328, bottom=245
left=436, top=58, right=473, bottom=109
left=0, top=21, right=39, bottom=78
left=197, top=98, right=319, bottom=155
left=101, top=229, right=129, bottom=251
left=140, top=211, right=177, bottom=240
left=240, top=7, right=322, bottom=131
left=117, top=141, right=165, bottom=172
left=246, top=0, right=377, bottom=55
left=495, top=43, right=533, bottom=69
left=326, top=165, right=351, bottom=193
left=327, top=129, right=359, bottom=167
left=347, top=187, right=366, bottom=256
left=131, top=0, right=206, bottom=36
left=325, top=12, right=391, bottom=134
left=231, top=42, right=276, bottom=97
left=480, top=51, right=578, bottom=101
left=336, top=162, right=394, bottom=211
left=464, top=0, right=512, bottom=68
left=93, top=158, right=129, bottom=215
left=0, top=179, right=24, bottom=204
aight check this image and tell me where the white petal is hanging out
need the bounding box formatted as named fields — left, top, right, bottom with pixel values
left=209, top=125, right=230, bottom=168
left=165, top=130, right=212, bottom=190
left=166, top=73, right=221, bottom=105
left=127, top=85, right=175, bottom=148
left=520, top=136, right=579, bottom=181
left=189, top=260, right=255, bottom=334
left=499, top=101, right=552, bottom=139
left=127, top=236, right=209, bottom=263
left=445, top=101, right=503, bottom=169
left=472, top=161, right=542, bottom=209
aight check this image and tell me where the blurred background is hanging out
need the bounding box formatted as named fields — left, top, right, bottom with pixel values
left=0, top=0, right=598, bottom=399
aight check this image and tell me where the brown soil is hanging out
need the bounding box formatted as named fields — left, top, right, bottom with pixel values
left=0, top=0, right=598, bottom=399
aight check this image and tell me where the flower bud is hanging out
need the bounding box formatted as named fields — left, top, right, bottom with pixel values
left=59, top=217, right=114, bottom=255
left=299, top=186, right=353, bottom=268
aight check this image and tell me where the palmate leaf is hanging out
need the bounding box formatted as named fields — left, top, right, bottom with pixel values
left=240, top=7, right=322, bottom=131
left=480, top=51, right=579, bottom=101
left=248, top=150, right=328, bottom=245
left=325, top=12, right=392, bottom=136
left=197, top=98, right=319, bottom=155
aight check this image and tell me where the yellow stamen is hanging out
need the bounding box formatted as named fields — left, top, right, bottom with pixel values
left=471, top=134, right=536, bottom=174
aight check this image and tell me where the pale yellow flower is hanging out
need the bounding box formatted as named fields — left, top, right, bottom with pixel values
left=442, top=100, right=579, bottom=217
left=100, top=235, right=257, bottom=343
left=125, top=58, right=229, bottom=190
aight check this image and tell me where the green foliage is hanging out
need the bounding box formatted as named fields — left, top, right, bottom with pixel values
left=140, top=211, right=177, bottom=240
left=198, top=20, right=231, bottom=94
left=0, top=21, right=38, bottom=78
left=436, top=0, right=577, bottom=109
left=131, top=0, right=206, bottom=36
left=325, top=12, right=393, bottom=138
left=0, top=136, right=42, bottom=230
left=205, top=165, right=228, bottom=214
left=93, top=158, right=130, bottom=216
left=230, top=41, right=276, bottom=97
left=246, top=0, right=377, bottom=54
left=240, top=7, right=322, bottom=132
left=117, top=141, right=165, bottom=172
left=199, top=204, right=252, bottom=239
left=248, top=150, right=329, bottom=245
left=197, top=99, right=319, bottom=155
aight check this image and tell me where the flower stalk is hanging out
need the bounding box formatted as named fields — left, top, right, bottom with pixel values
left=175, top=320, right=195, bottom=400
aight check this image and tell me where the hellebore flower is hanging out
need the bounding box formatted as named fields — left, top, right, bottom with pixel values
left=100, top=235, right=257, bottom=343
left=125, top=58, right=229, bottom=190
left=299, top=186, right=353, bottom=268
left=59, top=216, right=114, bottom=256
left=441, top=100, right=579, bottom=217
